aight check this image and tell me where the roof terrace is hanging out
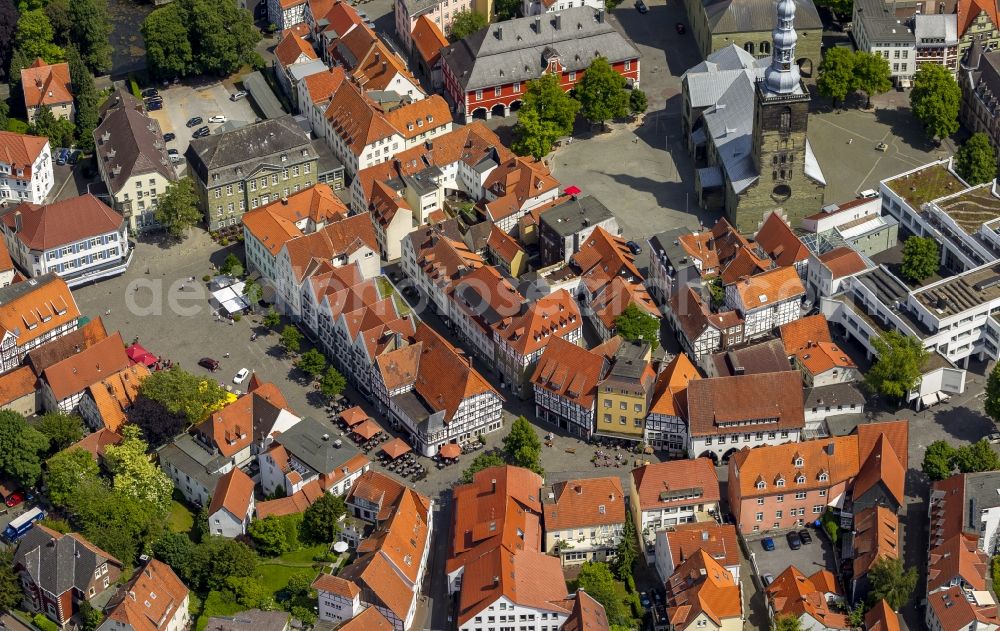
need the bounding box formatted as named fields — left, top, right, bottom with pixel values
left=885, top=163, right=964, bottom=209
left=935, top=184, right=1000, bottom=235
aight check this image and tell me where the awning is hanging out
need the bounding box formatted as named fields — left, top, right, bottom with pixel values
left=439, top=443, right=462, bottom=459
left=126, top=343, right=157, bottom=367
left=920, top=393, right=939, bottom=407
left=564, top=185, right=581, bottom=196
left=211, top=282, right=250, bottom=314
left=352, top=419, right=382, bottom=440
left=339, top=406, right=368, bottom=428
left=381, top=437, right=412, bottom=460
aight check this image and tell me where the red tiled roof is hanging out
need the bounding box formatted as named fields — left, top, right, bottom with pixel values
left=43, top=333, right=130, bottom=402
left=346, top=470, right=408, bottom=521
left=0, top=275, right=80, bottom=348
left=818, top=247, right=868, bottom=279
left=411, top=15, right=448, bottom=66
left=852, top=506, right=898, bottom=578
left=21, top=59, right=73, bottom=109
left=104, top=560, right=189, bottom=631
left=301, top=67, right=347, bottom=106
left=58, top=428, right=123, bottom=461
left=323, top=80, right=399, bottom=158
left=755, top=212, right=809, bottom=267
left=853, top=432, right=906, bottom=507
left=631, top=458, right=720, bottom=511
left=255, top=479, right=325, bottom=518
left=0, top=365, right=36, bottom=406
left=87, top=363, right=149, bottom=432
left=493, top=289, right=581, bottom=357
left=311, top=573, right=360, bottom=599
left=730, top=266, right=804, bottom=309
left=337, top=608, right=394, bottom=631
left=384, top=96, right=452, bottom=142
left=728, top=435, right=859, bottom=498
left=780, top=314, right=833, bottom=356
left=649, top=353, right=700, bottom=417
left=865, top=600, right=902, bottom=631
left=486, top=226, right=524, bottom=264
left=927, top=586, right=1000, bottom=631
left=283, top=214, right=379, bottom=282
left=664, top=549, right=742, bottom=628
left=766, top=567, right=849, bottom=629
left=242, top=184, right=349, bottom=256
left=686, top=371, right=804, bottom=437
left=561, top=590, right=610, bottom=631
left=665, top=523, right=740, bottom=571
left=793, top=341, right=857, bottom=377
left=531, top=336, right=609, bottom=410
left=208, top=468, right=255, bottom=521
left=543, top=477, right=625, bottom=531
left=274, top=31, right=318, bottom=68
left=3, top=194, right=124, bottom=251
left=0, top=132, right=49, bottom=179
left=958, top=0, right=1000, bottom=37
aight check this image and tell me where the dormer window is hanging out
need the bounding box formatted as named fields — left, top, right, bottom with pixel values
left=281, top=154, right=287, bottom=162
left=794, top=457, right=804, bottom=467
left=776, top=478, right=785, bottom=487
left=795, top=475, right=805, bottom=484
left=756, top=481, right=766, bottom=490
left=818, top=472, right=829, bottom=482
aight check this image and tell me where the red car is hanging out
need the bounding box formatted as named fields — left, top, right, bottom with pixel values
left=5, top=492, right=23, bottom=507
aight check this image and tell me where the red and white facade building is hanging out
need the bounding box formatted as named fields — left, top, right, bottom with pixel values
left=439, top=7, right=640, bottom=121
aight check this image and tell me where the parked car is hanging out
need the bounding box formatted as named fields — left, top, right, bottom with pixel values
left=147, top=101, right=163, bottom=111
left=675, top=22, right=686, bottom=33
left=199, top=357, right=220, bottom=371
left=68, top=150, right=81, bottom=165
left=761, top=537, right=775, bottom=551
left=634, top=0, right=648, bottom=12
left=234, top=368, right=250, bottom=384
left=163, top=132, right=176, bottom=142
left=786, top=531, right=802, bottom=550
left=5, top=492, right=23, bottom=507
left=799, top=529, right=813, bottom=545
left=141, top=88, right=159, bottom=98
left=230, top=91, right=248, bottom=101
left=186, top=116, right=204, bottom=127
left=209, top=115, right=227, bottom=124
left=55, top=148, right=69, bottom=165
left=193, top=126, right=211, bottom=138
left=625, top=240, right=642, bottom=255
left=989, top=432, right=1000, bottom=444
left=640, top=592, right=650, bottom=608
left=876, top=142, right=889, bottom=152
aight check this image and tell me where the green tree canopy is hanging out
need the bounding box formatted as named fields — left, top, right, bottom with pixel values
left=852, top=51, right=892, bottom=108
left=0, top=0, right=18, bottom=82
left=922, top=440, right=957, bottom=481
left=220, top=252, right=242, bottom=276
left=865, top=330, right=929, bottom=401
left=152, top=531, right=196, bottom=574
left=30, top=104, right=74, bottom=148
left=0, top=547, right=22, bottom=613
left=141, top=3, right=193, bottom=79
left=318, top=366, right=346, bottom=398
left=448, top=9, right=487, bottom=40
left=302, top=492, right=346, bottom=543
left=575, top=562, right=630, bottom=626
left=187, top=538, right=258, bottom=591
left=459, top=451, right=506, bottom=484
left=911, top=63, right=961, bottom=140
left=502, top=416, right=542, bottom=475
left=0, top=410, right=49, bottom=487
left=612, top=514, right=637, bottom=581
left=36, top=412, right=83, bottom=452
left=155, top=177, right=202, bottom=238
left=78, top=600, right=103, bottom=631
left=248, top=516, right=290, bottom=556
left=817, top=47, right=855, bottom=106
left=956, top=132, right=997, bottom=185
left=629, top=89, right=647, bottom=115
left=14, top=9, right=64, bottom=64
left=900, top=235, right=940, bottom=283
left=66, top=46, right=99, bottom=153
left=614, top=302, right=660, bottom=350
left=128, top=397, right=187, bottom=449
left=139, top=366, right=228, bottom=425
left=43, top=0, right=69, bottom=45
left=263, top=307, right=281, bottom=328
left=772, top=614, right=804, bottom=631
left=68, top=0, right=112, bottom=73
left=954, top=439, right=1000, bottom=474
left=65, top=476, right=165, bottom=565
left=104, top=425, right=174, bottom=514
left=867, top=557, right=918, bottom=609
left=280, top=325, right=303, bottom=354
left=226, top=576, right=270, bottom=608
left=295, top=348, right=326, bottom=378
left=576, top=57, right=629, bottom=126
left=494, top=0, right=519, bottom=19
left=986, top=362, right=1000, bottom=425
left=44, top=447, right=100, bottom=506
left=512, top=73, right=580, bottom=159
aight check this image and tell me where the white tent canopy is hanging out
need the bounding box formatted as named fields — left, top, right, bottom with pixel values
left=211, top=281, right=249, bottom=314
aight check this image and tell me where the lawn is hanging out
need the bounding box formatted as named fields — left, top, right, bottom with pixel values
left=377, top=276, right=412, bottom=317
left=886, top=163, right=963, bottom=208
left=257, top=544, right=329, bottom=592
left=195, top=591, right=242, bottom=631
left=167, top=500, right=195, bottom=534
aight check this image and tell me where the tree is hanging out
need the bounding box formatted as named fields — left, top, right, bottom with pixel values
left=494, top=0, right=519, bottom=19
left=186, top=0, right=262, bottom=76
left=0, top=0, right=19, bottom=81
left=0, top=101, right=8, bottom=132
left=220, top=253, right=243, bottom=277
left=575, top=562, right=630, bottom=626
left=0, top=548, right=22, bottom=613
left=868, top=557, right=918, bottom=610
left=104, top=425, right=174, bottom=514
left=139, top=366, right=229, bottom=425
left=988, top=363, right=1000, bottom=425
left=152, top=531, right=195, bottom=574
left=900, top=235, right=940, bottom=282
left=956, top=132, right=997, bottom=185
left=43, top=0, right=70, bottom=45
left=629, top=89, right=647, bottom=115
left=243, top=278, right=262, bottom=307
left=512, top=73, right=580, bottom=159
left=502, top=416, right=542, bottom=474
left=141, top=3, right=193, bottom=79
left=248, top=516, right=290, bottom=556
left=67, top=46, right=98, bottom=153
left=155, top=177, right=202, bottom=237
left=14, top=9, right=64, bottom=64
left=78, top=601, right=104, bottom=631
left=226, top=576, right=269, bottom=608
left=263, top=307, right=281, bottom=329
left=66, top=477, right=165, bottom=565
left=865, top=330, right=929, bottom=401
left=285, top=571, right=314, bottom=600
left=280, top=325, right=303, bottom=354
left=772, top=614, right=804, bottom=631
left=612, top=514, right=637, bottom=581
left=954, top=439, right=1000, bottom=473
left=614, top=303, right=660, bottom=350
left=576, top=57, right=630, bottom=126
left=68, top=0, right=112, bottom=73
left=708, top=278, right=725, bottom=309
left=319, top=366, right=346, bottom=398
left=0, top=410, right=49, bottom=487
left=30, top=105, right=75, bottom=148
left=449, top=9, right=487, bottom=40
left=911, top=63, right=961, bottom=141
left=44, top=447, right=100, bottom=506
left=922, top=440, right=957, bottom=481
left=851, top=51, right=891, bottom=108
left=817, top=47, right=855, bottom=106
left=459, top=451, right=506, bottom=484
left=36, top=412, right=83, bottom=451
left=186, top=537, right=258, bottom=591
left=295, top=348, right=327, bottom=378
left=302, top=493, right=346, bottom=543
left=128, top=397, right=187, bottom=448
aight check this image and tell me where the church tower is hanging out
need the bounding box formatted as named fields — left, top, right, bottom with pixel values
left=741, top=0, right=817, bottom=232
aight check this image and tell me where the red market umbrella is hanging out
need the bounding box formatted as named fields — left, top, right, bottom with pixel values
left=381, top=437, right=412, bottom=460
left=126, top=343, right=157, bottom=367
left=352, top=419, right=382, bottom=440
left=439, top=443, right=462, bottom=459
left=339, top=406, right=368, bottom=428
left=564, top=185, right=582, bottom=196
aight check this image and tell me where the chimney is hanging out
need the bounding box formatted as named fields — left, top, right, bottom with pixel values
left=281, top=197, right=288, bottom=204
left=574, top=484, right=582, bottom=494
left=534, top=16, right=541, bottom=32
left=493, top=575, right=500, bottom=586
left=13, top=211, right=21, bottom=234
left=382, top=61, right=387, bottom=72
left=497, top=26, right=503, bottom=39
left=491, top=478, right=497, bottom=493
left=555, top=13, right=562, bottom=29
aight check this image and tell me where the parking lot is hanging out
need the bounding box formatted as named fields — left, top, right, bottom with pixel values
left=749, top=527, right=836, bottom=586
left=145, top=82, right=260, bottom=176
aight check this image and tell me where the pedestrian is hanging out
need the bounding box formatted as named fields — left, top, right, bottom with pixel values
left=105, top=308, right=111, bottom=315
left=224, top=352, right=230, bottom=358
